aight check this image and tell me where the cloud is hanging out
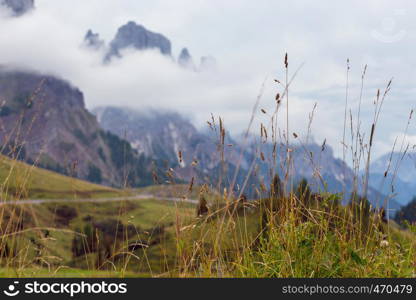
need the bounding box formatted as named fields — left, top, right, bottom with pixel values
left=0, top=0, right=415, bottom=163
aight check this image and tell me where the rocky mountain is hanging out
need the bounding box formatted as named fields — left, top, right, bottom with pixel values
left=93, top=107, right=251, bottom=186
left=105, top=21, right=172, bottom=61
left=0, top=69, right=162, bottom=187
left=178, top=48, right=195, bottom=70
left=368, top=151, right=416, bottom=205
left=0, top=0, right=34, bottom=16
left=94, top=107, right=201, bottom=165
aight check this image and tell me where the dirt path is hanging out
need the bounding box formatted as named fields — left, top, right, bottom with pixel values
left=0, top=194, right=198, bottom=206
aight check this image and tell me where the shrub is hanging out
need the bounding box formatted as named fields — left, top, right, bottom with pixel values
left=0, top=106, right=12, bottom=117
left=54, top=205, right=78, bottom=226
left=87, top=163, right=102, bottom=184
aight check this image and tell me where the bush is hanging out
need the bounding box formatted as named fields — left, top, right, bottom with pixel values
left=73, top=129, right=89, bottom=145
left=87, top=164, right=102, bottom=184
left=0, top=106, right=12, bottom=117
left=54, top=205, right=78, bottom=226
left=395, top=197, right=416, bottom=225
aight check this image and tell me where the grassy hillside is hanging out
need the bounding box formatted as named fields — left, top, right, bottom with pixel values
left=0, top=156, right=414, bottom=278
left=0, top=155, right=122, bottom=200
left=0, top=157, right=197, bottom=277
left=0, top=197, right=195, bottom=277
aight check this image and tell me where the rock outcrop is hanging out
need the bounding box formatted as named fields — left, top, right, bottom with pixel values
left=178, top=48, right=195, bottom=70
left=84, top=29, right=105, bottom=50
left=105, top=21, right=171, bottom=61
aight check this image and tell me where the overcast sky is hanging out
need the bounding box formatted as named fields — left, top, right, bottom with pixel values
left=0, top=0, right=415, bottom=162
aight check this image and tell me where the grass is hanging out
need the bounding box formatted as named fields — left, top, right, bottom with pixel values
left=0, top=197, right=196, bottom=277
left=2, top=193, right=413, bottom=278
left=172, top=194, right=416, bottom=278
left=0, top=267, right=144, bottom=278
left=0, top=154, right=122, bottom=200
left=236, top=209, right=415, bottom=277
left=0, top=153, right=198, bottom=277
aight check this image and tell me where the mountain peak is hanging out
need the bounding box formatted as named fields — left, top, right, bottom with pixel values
left=84, top=29, right=105, bottom=50
left=179, top=48, right=191, bottom=61
left=105, top=21, right=172, bottom=61
left=178, top=47, right=195, bottom=70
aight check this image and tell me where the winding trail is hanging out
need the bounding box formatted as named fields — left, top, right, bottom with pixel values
left=0, top=194, right=198, bottom=206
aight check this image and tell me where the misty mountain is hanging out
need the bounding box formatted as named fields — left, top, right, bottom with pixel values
left=0, top=0, right=34, bottom=16
left=105, top=21, right=172, bottom=61
left=84, top=29, right=105, bottom=50
left=178, top=48, right=195, bottom=70
left=0, top=69, right=163, bottom=187
left=93, top=106, right=252, bottom=187
left=84, top=21, right=215, bottom=71
left=368, top=151, right=416, bottom=205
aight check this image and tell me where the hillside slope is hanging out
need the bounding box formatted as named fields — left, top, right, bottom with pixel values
left=0, top=154, right=121, bottom=200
